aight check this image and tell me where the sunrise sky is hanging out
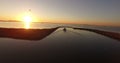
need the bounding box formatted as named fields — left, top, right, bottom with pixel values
left=0, top=0, right=120, bottom=26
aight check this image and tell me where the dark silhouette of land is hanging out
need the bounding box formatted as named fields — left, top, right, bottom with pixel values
left=0, top=27, right=120, bottom=63
left=73, top=28, right=120, bottom=41
left=0, top=27, right=58, bottom=40
left=58, top=26, right=120, bottom=41
left=0, top=26, right=119, bottom=41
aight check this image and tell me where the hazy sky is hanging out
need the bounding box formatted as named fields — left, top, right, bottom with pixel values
left=0, top=0, right=120, bottom=26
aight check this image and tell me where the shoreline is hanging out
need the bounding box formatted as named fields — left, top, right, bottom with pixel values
left=0, top=27, right=58, bottom=40
left=0, top=27, right=120, bottom=41
left=73, top=28, right=120, bottom=41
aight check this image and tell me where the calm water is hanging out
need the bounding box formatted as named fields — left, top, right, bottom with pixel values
left=0, top=22, right=120, bottom=32
left=0, top=22, right=120, bottom=62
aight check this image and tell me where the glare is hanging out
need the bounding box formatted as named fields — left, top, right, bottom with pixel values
left=16, top=11, right=38, bottom=29
left=25, top=22, right=30, bottom=29
left=23, top=15, right=32, bottom=29
left=23, top=16, right=32, bottom=23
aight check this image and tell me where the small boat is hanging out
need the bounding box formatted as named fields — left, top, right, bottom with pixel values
left=0, top=27, right=58, bottom=40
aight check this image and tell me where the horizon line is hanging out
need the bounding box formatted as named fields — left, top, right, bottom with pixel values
left=0, top=20, right=120, bottom=27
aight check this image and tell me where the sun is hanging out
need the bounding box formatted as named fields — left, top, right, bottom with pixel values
left=23, top=15, right=32, bottom=29
left=23, top=15, right=32, bottom=23
left=16, top=11, right=39, bottom=29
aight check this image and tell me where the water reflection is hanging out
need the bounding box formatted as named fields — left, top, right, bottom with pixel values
left=24, top=21, right=31, bottom=29
left=0, top=27, right=120, bottom=63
